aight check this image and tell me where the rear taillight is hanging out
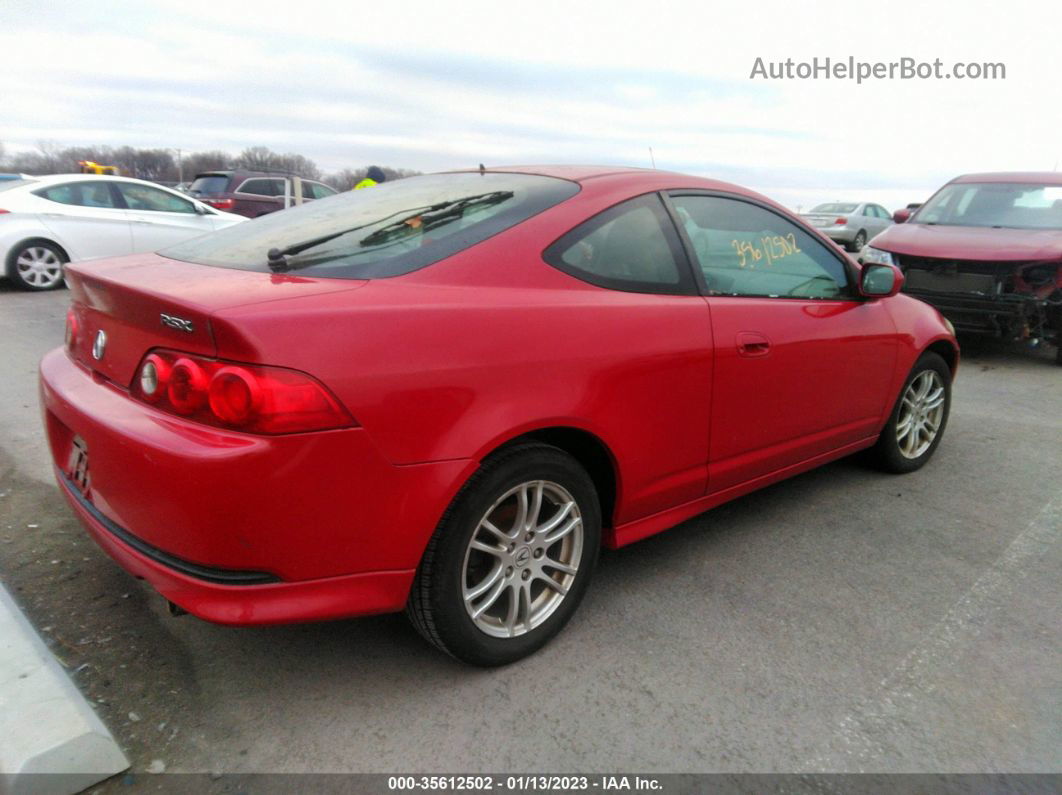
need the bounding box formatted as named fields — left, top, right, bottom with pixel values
left=132, top=350, right=355, bottom=434
left=0, top=209, right=9, bottom=214
left=834, top=217, right=847, bottom=225
left=64, top=308, right=78, bottom=351
left=207, top=198, right=235, bottom=211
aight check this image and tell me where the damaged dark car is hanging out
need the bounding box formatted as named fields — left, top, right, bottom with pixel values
left=864, top=172, right=1062, bottom=364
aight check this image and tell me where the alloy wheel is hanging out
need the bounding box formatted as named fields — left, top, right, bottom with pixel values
left=895, top=369, right=946, bottom=459
left=461, top=479, right=583, bottom=638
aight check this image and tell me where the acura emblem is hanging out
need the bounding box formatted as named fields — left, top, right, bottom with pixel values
left=92, top=330, right=107, bottom=361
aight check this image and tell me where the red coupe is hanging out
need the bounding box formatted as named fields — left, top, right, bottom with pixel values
left=40, top=166, right=958, bottom=665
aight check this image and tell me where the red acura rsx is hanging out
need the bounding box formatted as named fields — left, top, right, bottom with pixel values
left=40, top=166, right=958, bottom=665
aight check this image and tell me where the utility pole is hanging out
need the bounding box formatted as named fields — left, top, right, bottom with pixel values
left=648, top=147, right=656, bottom=169
left=175, top=148, right=183, bottom=183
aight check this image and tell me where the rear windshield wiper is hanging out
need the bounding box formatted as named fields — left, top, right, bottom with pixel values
left=357, top=191, right=514, bottom=248
left=267, top=202, right=441, bottom=271
left=266, top=191, right=514, bottom=272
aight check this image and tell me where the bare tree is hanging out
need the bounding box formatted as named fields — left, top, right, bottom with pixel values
left=0, top=140, right=416, bottom=188
left=183, top=150, right=232, bottom=177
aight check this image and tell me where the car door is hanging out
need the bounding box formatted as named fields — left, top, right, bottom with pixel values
left=871, top=204, right=893, bottom=239
left=114, top=182, right=217, bottom=251
left=32, top=181, right=134, bottom=261
left=668, top=192, right=899, bottom=493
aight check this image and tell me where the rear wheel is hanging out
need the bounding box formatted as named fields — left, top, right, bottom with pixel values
left=848, top=229, right=867, bottom=253
left=867, top=352, right=951, bottom=473
left=407, top=442, right=601, bottom=666
left=9, top=241, right=67, bottom=291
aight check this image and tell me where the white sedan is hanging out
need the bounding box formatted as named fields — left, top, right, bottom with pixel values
left=0, top=174, right=246, bottom=290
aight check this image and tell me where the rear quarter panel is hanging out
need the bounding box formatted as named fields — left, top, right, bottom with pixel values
left=212, top=248, right=714, bottom=528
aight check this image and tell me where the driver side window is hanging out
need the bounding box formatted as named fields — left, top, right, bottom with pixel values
left=670, top=194, right=851, bottom=299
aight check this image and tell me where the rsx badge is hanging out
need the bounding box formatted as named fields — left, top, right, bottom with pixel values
left=160, top=313, right=194, bottom=332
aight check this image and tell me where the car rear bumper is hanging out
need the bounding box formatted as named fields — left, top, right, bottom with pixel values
left=55, top=468, right=414, bottom=625
left=817, top=226, right=855, bottom=243
left=39, top=347, right=476, bottom=624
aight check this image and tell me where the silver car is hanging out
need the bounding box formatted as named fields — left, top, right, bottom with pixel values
left=801, top=202, right=893, bottom=252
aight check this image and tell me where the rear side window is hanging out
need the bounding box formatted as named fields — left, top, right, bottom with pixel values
left=161, top=172, right=580, bottom=279
left=117, top=183, right=195, bottom=213
left=35, top=182, right=118, bottom=208
left=189, top=175, right=230, bottom=196
left=543, top=194, right=695, bottom=295
left=237, top=178, right=284, bottom=197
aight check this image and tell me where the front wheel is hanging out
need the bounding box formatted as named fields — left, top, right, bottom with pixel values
left=867, top=352, right=951, bottom=473
left=407, top=442, right=601, bottom=666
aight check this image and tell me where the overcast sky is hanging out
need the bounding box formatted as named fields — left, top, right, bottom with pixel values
left=2, top=0, right=1060, bottom=209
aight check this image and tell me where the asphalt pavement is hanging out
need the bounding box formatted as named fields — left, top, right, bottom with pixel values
left=0, top=281, right=1059, bottom=779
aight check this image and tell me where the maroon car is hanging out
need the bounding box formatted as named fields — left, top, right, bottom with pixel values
left=188, top=170, right=337, bottom=218
left=865, top=172, right=1062, bottom=363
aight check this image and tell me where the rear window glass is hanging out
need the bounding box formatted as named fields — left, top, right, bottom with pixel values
left=189, top=175, right=230, bottom=196
left=810, top=203, right=858, bottom=214
left=162, top=172, right=580, bottom=279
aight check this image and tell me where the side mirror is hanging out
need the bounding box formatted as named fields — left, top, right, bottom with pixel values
left=193, top=202, right=209, bottom=215
left=892, top=208, right=912, bottom=224
left=860, top=263, right=904, bottom=298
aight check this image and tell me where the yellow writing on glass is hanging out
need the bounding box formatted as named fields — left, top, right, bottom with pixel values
left=730, top=233, right=802, bottom=268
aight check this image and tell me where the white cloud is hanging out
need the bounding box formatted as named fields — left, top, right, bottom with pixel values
left=1, top=0, right=1060, bottom=208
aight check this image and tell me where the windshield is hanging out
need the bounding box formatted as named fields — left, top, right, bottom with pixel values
left=162, top=172, right=580, bottom=279
left=914, top=182, right=1062, bottom=229
left=810, top=203, right=858, bottom=214
left=189, top=175, right=230, bottom=196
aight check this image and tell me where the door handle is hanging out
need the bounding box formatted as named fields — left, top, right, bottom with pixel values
left=736, top=332, right=771, bottom=357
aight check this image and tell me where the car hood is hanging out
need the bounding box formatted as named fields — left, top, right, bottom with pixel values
left=872, top=223, right=1062, bottom=261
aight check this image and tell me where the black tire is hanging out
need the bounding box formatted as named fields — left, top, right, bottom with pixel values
left=7, top=240, right=67, bottom=291
left=867, top=352, right=951, bottom=473
left=407, top=442, right=601, bottom=666
left=848, top=230, right=867, bottom=253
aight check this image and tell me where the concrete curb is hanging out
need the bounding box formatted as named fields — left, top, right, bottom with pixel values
left=0, top=582, right=128, bottom=795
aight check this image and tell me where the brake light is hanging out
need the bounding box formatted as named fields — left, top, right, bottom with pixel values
left=64, top=308, right=78, bottom=351
left=834, top=217, right=847, bottom=225
left=132, top=349, right=355, bottom=434
left=207, top=198, right=235, bottom=211
left=168, top=358, right=209, bottom=414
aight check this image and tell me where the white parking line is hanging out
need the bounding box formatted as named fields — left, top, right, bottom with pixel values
left=803, top=489, right=1062, bottom=772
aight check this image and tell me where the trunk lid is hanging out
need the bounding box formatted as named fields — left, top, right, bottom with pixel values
left=65, top=253, right=366, bottom=387
left=802, top=214, right=847, bottom=228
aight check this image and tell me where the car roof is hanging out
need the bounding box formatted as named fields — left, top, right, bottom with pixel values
left=455, top=164, right=777, bottom=203
left=19, top=173, right=172, bottom=188
left=952, top=172, right=1062, bottom=185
